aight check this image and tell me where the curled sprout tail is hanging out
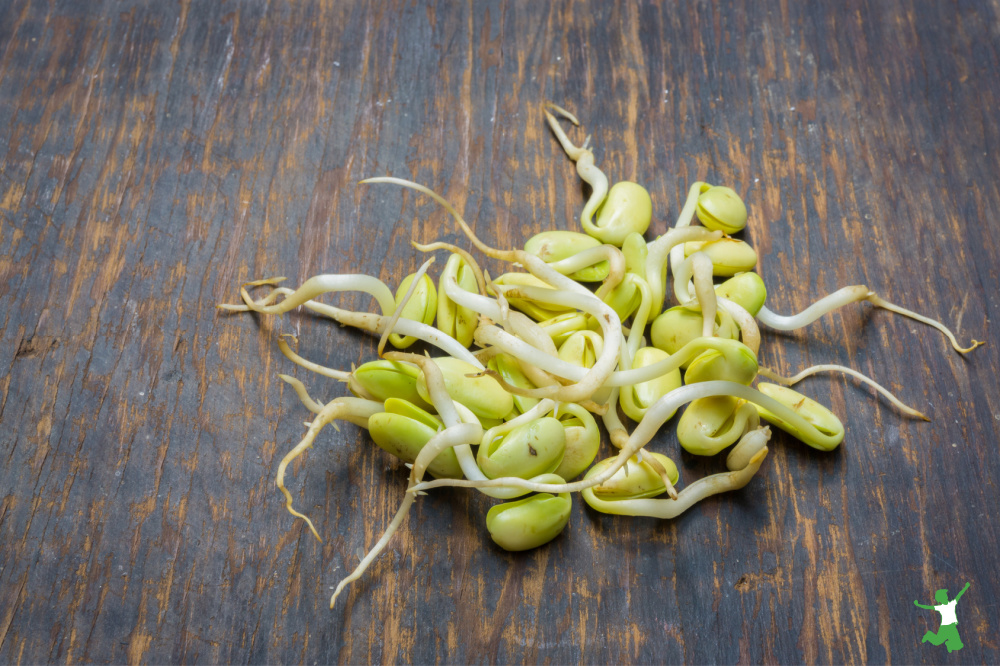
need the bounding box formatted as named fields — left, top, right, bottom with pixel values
left=543, top=106, right=609, bottom=238
left=362, top=177, right=513, bottom=260
left=543, top=101, right=580, bottom=126
left=278, top=374, right=326, bottom=414
left=543, top=105, right=585, bottom=159
left=277, top=335, right=352, bottom=381
left=330, top=491, right=415, bottom=609
left=866, top=293, right=984, bottom=354
left=217, top=280, right=289, bottom=312
left=329, top=417, right=482, bottom=609
left=238, top=274, right=397, bottom=316
left=757, top=286, right=983, bottom=354
left=757, top=364, right=930, bottom=421
left=367, top=178, right=595, bottom=303
left=277, top=398, right=384, bottom=543
left=243, top=276, right=288, bottom=287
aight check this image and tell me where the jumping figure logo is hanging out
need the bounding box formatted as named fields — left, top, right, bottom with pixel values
left=913, top=582, right=971, bottom=653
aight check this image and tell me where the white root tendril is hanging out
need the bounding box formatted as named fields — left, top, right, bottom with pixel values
left=543, top=105, right=609, bottom=236
left=276, top=398, right=384, bottom=543
left=757, top=287, right=983, bottom=354
left=278, top=374, right=326, bottom=414
left=234, top=273, right=397, bottom=317
left=329, top=422, right=482, bottom=609
left=757, top=364, right=930, bottom=421
left=277, top=335, right=352, bottom=381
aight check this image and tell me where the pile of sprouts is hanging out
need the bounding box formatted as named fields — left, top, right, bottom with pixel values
left=221, top=104, right=981, bottom=609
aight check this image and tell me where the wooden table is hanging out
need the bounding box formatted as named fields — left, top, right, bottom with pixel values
left=2, top=1, right=998, bottom=662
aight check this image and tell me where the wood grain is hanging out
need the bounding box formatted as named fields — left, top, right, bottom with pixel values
left=1, top=0, right=998, bottom=662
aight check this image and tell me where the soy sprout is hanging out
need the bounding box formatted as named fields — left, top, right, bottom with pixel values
left=757, top=286, right=982, bottom=353
left=217, top=103, right=981, bottom=612
left=757, top=364, right=928, bottom=420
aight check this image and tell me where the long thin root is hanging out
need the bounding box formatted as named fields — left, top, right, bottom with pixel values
left=758, top=363, right=930, bottom=421
left=867, top=293, right=984, bottom=354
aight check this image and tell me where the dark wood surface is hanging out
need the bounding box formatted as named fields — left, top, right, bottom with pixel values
left=2, top=0, right=999, bottom=663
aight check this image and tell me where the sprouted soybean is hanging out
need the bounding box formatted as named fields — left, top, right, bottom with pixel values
left=220, top=104, right=982, bottom=610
